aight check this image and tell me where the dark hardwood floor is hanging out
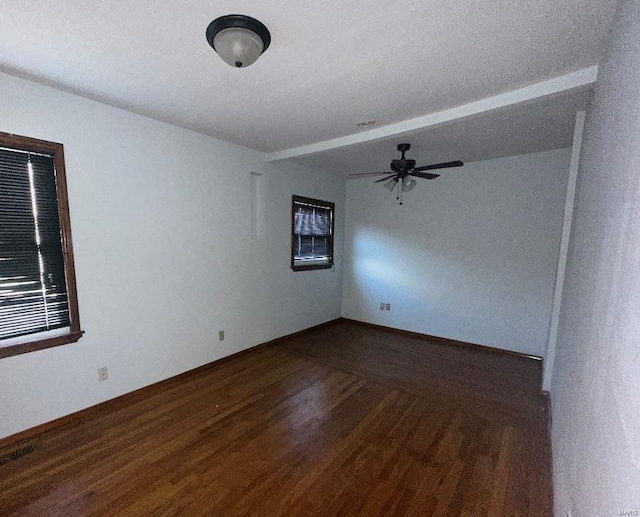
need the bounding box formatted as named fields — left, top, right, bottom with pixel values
left=0, top=320, right=552, bottom=516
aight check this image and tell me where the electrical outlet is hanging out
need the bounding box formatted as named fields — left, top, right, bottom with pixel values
left=218, top=330, right=225, bottom=341
left=385, top=303, right=391, bottom=311
left=98, top=367, right=108, bottom=382
left=379, top=303, right=385, bottom=310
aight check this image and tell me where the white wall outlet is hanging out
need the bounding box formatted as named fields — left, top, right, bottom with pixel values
left=218, top=330, right=225, bottom=341
left=385, top=303, right=391, bottom=311
left=379, top=303, right=385, bottom=310
left=98, top=367, right=108, bottom=382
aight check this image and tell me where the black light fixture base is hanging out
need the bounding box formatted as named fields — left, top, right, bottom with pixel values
left=397, top=143, right=411, bottom=153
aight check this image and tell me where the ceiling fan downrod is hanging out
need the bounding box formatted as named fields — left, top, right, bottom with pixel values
left=398, top=143, right=410, bottom=161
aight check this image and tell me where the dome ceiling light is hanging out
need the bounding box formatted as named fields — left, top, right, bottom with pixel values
left=206, top=15, right=271, bottom=68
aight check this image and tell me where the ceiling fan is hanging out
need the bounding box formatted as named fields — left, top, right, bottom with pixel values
left=349, top=143, right=463, bottom=205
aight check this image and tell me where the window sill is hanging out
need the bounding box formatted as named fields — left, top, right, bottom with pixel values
left=0, top=330, right=85, bottom=359
left=291, top=263, right=333, bottom=272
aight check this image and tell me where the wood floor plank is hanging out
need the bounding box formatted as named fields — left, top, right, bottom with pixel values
left=0, top=321, right=552, bottom=516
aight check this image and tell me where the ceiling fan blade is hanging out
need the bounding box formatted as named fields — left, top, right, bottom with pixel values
left=348, top=171, right=393, bottom=177
left=410, top=172, right=440, bottom=180
left=375, top=174, right=398, bottom=183
left=413, top=160, right=464, bottom=172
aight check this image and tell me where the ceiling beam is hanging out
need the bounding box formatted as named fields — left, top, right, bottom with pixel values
left=265, top=66, right=598, bottom=163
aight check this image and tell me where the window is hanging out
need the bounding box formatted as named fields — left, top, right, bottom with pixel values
left=0, top=132, right=82, bottom=359
left=291, top=195, right=334, bottom=271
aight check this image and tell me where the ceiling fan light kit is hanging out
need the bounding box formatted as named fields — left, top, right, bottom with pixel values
left=349, top=143, right=464, bottom=205
left=206, top=15, right=271, bottom=68
left=383, top=178, right=398, bottom=192
left=402, top=176, right=417, bottom=191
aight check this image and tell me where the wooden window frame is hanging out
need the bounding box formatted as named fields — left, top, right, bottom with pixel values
left=0, top=132, right=83, bottom=359
left=291, top=195, right=335, bottom=272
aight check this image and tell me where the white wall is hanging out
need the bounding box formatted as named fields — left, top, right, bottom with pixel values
left=551, top=1, right=640, bottom=515
left=0, top=72, right=345, bottom=440
left=342, top=149, right=571, bottom=357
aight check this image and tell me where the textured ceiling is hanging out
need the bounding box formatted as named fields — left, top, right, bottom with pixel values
left=0, top=0, right=616, bottom=152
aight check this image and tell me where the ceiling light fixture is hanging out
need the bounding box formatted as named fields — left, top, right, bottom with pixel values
left=206, top=15, right=271, bottom=68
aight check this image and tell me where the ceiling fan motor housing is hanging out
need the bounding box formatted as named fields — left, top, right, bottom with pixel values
left=391, top=159, right=416, bottom=175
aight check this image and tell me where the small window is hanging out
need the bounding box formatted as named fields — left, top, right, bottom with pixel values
left=0, top=132, right=82, bottom=359
left=291, top=195, right=334, bottom=271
